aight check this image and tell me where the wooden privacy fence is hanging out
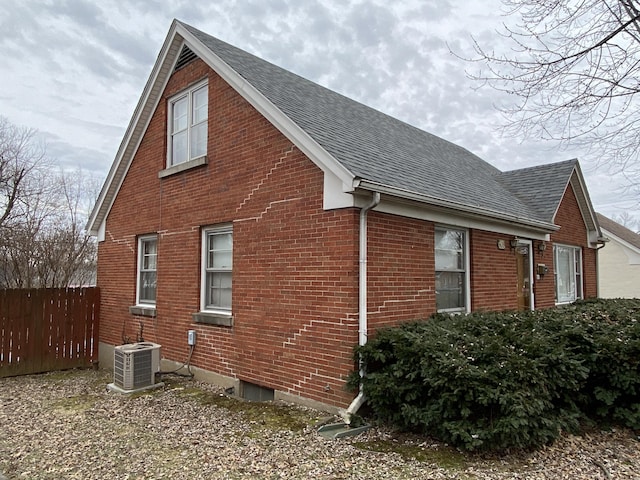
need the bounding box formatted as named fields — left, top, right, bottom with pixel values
left=0, top=287, right=100, bottom=378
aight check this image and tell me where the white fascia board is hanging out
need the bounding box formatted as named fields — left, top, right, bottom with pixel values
left=324, top=171, right=356, bottom=210
left=176, top=24, right=355, bottom=189
left=602, top=228, right=640, bottom=255
left=87, top=21, right=183, bottom=235
left=376, top=197, right=551, bottom=240
left=568, top=169, right=601, bottom=247
left=355, top=180, right=557, bottom=238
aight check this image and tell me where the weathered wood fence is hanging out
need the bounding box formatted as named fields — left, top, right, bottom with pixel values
left=0, top=287, right=100, bottom=378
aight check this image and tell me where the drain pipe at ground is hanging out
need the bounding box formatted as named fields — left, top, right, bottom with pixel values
left=341, top=191, right=380, bottom=425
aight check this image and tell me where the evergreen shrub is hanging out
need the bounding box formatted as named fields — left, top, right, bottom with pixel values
left=352, top=298, right=640, bottom=451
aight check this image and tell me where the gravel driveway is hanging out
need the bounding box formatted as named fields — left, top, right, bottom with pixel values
left=1, top=369, right=639, bottom=479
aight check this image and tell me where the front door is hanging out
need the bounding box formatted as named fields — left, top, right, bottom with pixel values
left=515, top=243, right=532, bottom=311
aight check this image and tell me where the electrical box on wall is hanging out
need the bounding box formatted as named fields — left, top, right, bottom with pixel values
left=188, top=330, right=196, bottom=346
left=537, top=264, right=549, bottom=276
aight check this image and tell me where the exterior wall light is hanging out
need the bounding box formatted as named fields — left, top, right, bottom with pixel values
left=538, top=241, right=547, bottom=254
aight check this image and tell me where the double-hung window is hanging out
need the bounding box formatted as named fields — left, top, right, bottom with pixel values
left=201, top=226, right=232, bottom=314
left=554, top=244, right=583, bottom=304
left=137, top=236, right=157, bottom=305
left=435, top=228, right=468, bottom=312
left=168, top=81, right=208, bottom=166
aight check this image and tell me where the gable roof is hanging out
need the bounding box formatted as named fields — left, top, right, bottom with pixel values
left=87, top=20, right=600, bottom=242
left=498, top=159, right=601, bottom=238
left=497, top=160, right=578, bottom=222
left=597, top=213, right=640, bottom=251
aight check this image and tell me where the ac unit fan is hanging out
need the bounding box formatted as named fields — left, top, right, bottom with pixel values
left=113, top=342, right=161, bottom=391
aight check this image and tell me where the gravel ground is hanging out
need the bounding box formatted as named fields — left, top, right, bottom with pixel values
left=1, top=369, right=639, bottom=479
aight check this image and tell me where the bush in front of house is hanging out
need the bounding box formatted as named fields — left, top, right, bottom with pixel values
left=568, top=298, right=640, bottom=428
left=352, top=298, right=640, bottom=451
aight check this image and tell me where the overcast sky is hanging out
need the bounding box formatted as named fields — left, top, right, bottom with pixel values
left=0, top=0, right=636, bottom=223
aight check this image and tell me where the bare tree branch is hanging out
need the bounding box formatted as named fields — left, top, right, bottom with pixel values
left=458, top=0, right=640, bottom=187
left=0, top=117, right=99, bottom=288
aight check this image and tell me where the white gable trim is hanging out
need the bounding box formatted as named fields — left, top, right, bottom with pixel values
left=549, top=162, right=601, bottom=248
left=87, top=23, right=184, bottom=235
left=87, top=20, right=355, bottom=235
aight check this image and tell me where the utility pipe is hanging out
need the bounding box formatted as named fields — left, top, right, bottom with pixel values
left=342, top=191, right=380, bottom=424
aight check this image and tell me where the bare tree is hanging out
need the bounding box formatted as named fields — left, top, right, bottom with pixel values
left=0, top=116, right=47, bottom=229
left=44, top=169, right=98, bottom=287
left=0, top=117, right=99, bottom=288
left=612, top=211, right=640, bottom=233
left=465, top=1, right=640, bottom=184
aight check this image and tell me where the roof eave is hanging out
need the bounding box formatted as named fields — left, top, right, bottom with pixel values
left=565, top=163, right=602, bottom=247
left=601, top=228, right=640, bottom=254
left=87, top=19, right=184, bottom=235
left=355, top=179, right=559, bottom=233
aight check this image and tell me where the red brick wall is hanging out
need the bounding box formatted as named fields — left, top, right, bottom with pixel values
left=367, top=212, right=435, bottom=329
left=550, top=182, right=598, bottom=300
left=470, top=230, right=517, bottom=311
left=98, top=59, right=361, bottom=407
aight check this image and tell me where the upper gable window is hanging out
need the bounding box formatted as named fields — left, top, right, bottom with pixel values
left=168, top=81, right=208, bottom=167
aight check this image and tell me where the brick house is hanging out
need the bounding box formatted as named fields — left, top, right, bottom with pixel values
left=87, top=20, right=603, bottom=412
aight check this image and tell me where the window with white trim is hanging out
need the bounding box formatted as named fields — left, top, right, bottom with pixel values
left=201, top=226, right=232, bottom=314
left=554, top=244, right=583, bottom=304
left=168, top=81, right=208, bottom=166
left=137, top=236, right=157, bottom=305
left=435, top=228, right=468, bottom=312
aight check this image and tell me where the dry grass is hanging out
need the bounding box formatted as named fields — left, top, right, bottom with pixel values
left=0, top=369, right=639, bottom=479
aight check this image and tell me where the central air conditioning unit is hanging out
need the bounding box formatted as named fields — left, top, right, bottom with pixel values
left=113, top=342, right=161, bottom=391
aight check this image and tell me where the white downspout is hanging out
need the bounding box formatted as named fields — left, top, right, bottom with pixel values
left=341, top=191, right=380, bottom=424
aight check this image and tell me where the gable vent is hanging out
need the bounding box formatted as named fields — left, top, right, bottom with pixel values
left=174, top=45, right=197, bottom=71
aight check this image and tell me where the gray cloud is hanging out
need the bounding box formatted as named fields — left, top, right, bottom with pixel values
left=0, top=0, right=633, bottom=220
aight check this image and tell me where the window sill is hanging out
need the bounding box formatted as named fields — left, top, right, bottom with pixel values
left=129, top=305, right=157, bottom=317
left=158, top=155, right=208, bottom=178
left=192, top=312, right=233, bottom=327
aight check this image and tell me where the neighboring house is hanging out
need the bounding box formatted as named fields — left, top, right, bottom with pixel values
left=597, top=213, right=640, bottom=298
left=87, top=20, right=603, bottom=411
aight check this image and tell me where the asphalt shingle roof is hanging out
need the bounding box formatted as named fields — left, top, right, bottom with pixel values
left=597, top=213, right=640, bottom=250
left=497, top=160, right=577, bottom=223
left=182, top=22, right=574, bottom=227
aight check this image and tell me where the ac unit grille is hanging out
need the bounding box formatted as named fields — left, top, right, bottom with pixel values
left=113, top=342, right=160, bottom=391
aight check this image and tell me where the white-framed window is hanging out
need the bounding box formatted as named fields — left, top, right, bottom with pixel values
left=435, top=227, right=469, bottom=313
left=201, top=225, right=232, bottom=314
left=168, top=81, right=208, bottom=167
left=137, top=235, right=157, bottom=305
left=554, top=244, right=583, bottom=304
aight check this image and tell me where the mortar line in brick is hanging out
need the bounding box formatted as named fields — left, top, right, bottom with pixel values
left=283, top=313, right=358, bottom=349
left=235, top=197, right=303, bottom=223
left=368, top=289, right=433, bottom=315
left=106, top=231, right=135, bottom=253
left=235, top=144, right=297, bottom=213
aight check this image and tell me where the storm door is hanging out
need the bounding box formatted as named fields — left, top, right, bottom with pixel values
left=515, top=241, right=533, bottom=311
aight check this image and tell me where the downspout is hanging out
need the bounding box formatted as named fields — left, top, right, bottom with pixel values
left=341, top=191, right=380, bottom=424
left=595, top=240, right=607, bottom=298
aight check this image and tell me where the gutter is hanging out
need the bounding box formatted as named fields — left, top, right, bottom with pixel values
left=341, top=191, right=380, bottom=424
left=354, top=179, right=559, bottom=233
